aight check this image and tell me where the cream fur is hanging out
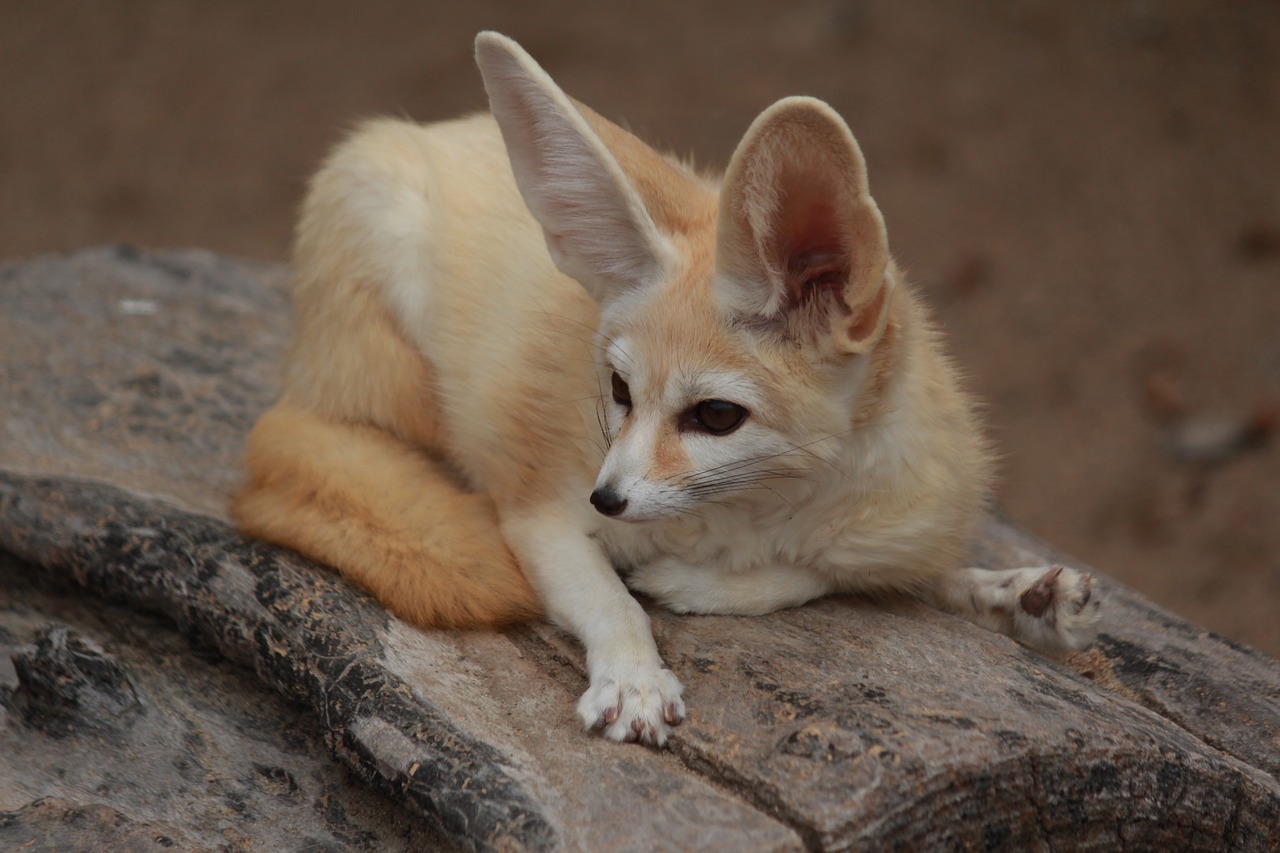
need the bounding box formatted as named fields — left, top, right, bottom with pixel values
left=233, top=32, right=1100, bottom=747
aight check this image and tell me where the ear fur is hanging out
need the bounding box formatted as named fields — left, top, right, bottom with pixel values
left=475, top=32, right=674, bottom=303
left=716, top=97, right=892, bottom=355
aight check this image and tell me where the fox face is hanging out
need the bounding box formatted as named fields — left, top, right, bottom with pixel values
left=481, top=38, right=897, bottom=526
left=591, top=326, right=792, bottom=522
left=589, top=276, right=878, bottom=524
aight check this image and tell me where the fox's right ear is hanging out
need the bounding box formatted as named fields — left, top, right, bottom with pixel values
left=716, top=97, right=893, bottom=357
left=475, top=32, right=674, bottom=303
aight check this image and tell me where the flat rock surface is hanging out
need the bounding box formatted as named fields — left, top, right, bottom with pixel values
left=2, top=248, right=1278, bottom=850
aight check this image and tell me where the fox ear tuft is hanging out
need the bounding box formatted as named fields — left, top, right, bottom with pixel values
left=475, top=32, right=673, bottom=304
left=716, top=97, right=891, bottom=355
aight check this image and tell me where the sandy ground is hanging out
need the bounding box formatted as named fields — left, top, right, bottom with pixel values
left=3, top=1, right=1277, bottom=656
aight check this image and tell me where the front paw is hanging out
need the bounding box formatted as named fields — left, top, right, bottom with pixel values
left=576, top=665, right=686, bottom=747
left=1015, top=565, right=1102, bottom=652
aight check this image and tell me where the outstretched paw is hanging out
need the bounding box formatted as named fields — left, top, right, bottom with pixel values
left=1014, top=565, right=1101, bottom=652
left=576, top=666, right=685, bottom=747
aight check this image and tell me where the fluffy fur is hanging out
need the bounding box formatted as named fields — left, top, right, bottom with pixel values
left=233, top=32, right=1100, bottom=747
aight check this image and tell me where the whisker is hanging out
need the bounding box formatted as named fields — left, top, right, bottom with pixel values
left=681, top=454, right=806, bottom=485
left=681, top=468, right=806, bottom=487
left=594, top=386, right=612, bottom=451
left=680, top=472, right=809, bottom=501
left=684, top=427, right=867, bottom=486
left=681, top=469, right=808, bottom=490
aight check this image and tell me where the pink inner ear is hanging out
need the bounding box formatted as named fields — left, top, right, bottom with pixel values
left=776, top=195, right=852, bottom=309
left=786, top=249, right=849, bottom=308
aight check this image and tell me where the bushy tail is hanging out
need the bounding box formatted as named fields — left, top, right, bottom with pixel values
left=232, top=403, right=542, bottom=629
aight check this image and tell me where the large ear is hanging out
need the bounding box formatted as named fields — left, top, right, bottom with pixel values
left=475, top=32, right=674, bottom=302
left=716, top=97, right=892, bottom=355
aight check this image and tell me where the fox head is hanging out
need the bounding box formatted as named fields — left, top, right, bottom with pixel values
left=477, top=33, right=898, bottom=523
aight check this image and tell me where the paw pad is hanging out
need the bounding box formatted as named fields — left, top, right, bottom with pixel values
left=1019, top=565, right=1064, bottom=617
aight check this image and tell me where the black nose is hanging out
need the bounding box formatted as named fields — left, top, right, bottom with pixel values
left=589, top=487, right=628, bottom=517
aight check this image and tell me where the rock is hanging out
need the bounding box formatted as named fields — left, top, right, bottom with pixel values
left=0, top=554, right=457, bottom=852
left=1, top=248, right=1278, bottom=850
left=9, top=625, right=142, bottom=736
left=0, top=799, right=196, bottom=853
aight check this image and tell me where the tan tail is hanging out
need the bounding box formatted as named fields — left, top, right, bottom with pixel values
left=232, top=403, right=542, bottom=629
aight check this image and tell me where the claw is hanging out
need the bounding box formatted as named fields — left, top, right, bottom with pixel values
left=577, top=667, right=685, bottom=747
left=1071, top=573, right=1093, bottom=612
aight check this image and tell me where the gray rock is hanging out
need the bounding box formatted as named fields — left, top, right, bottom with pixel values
left=10, top=624, right=142, bottom=736
left=1, top=247, right=1277, bottom=850
left=0, top=553, right=455, bottom=852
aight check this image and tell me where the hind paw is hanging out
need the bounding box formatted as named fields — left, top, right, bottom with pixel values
left=1013, top=565, right=1101, bottom=652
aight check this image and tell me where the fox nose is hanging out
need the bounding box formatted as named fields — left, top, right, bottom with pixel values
left=589, top=487, right=628, bottom=517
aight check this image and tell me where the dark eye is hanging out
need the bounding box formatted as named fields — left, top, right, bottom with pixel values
left=611, top=372, right=632, bottom=408
left=685, top=400, right=748, bottom=435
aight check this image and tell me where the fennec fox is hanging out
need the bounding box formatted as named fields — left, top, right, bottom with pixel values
left=234, top=32, right=1100, bottom=746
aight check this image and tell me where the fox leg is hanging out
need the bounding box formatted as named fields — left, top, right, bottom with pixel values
left=500, top=510, right=686, bottom=746
left=631, top=557, right=1099, bottom=653
left=926, top=565, right=1101, bottom=653
left=232, top=403, right=542, bottom=629
left=626, top=558, right=834, bottom=616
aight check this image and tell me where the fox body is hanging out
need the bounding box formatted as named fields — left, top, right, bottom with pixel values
left=234, top=33, right=1100, bottom=746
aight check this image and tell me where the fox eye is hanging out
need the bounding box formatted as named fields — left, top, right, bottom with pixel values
left=686, top=400, right=748, bottom=435
left=611, top=372, right=632, bottom=408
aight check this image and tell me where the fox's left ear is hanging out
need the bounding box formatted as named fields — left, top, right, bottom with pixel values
left=716, top=97, right=892, bottom=356
left=475, top=32, right=675, bottom=304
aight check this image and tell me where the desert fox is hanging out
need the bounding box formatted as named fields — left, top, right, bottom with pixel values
left=233, top=32, right=1100, bottom=746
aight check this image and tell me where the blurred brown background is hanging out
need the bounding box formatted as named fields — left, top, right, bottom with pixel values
left=4, top=1, right=1277, bottom=655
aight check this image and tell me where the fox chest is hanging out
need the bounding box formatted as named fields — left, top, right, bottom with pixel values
left=599, top=502, right=837, bottom=575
